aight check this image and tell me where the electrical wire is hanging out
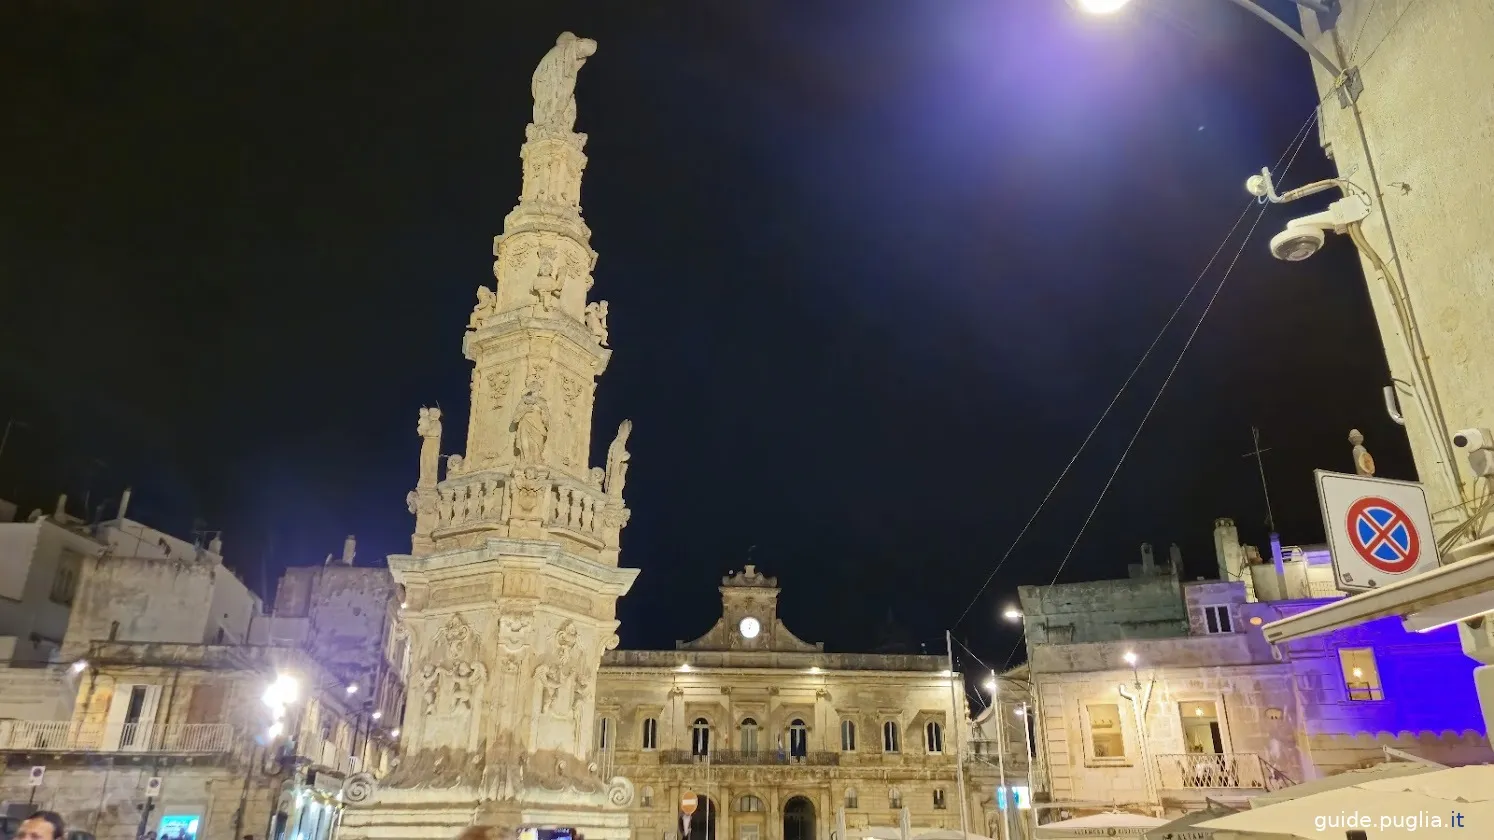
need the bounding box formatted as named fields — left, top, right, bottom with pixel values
left=989, top=107, right=1322, bottom=672
left=952, top=105, right=1321, bottom=631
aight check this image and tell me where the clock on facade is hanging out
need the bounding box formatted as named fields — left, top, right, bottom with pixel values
left=738, top=616, right=761, bottom=639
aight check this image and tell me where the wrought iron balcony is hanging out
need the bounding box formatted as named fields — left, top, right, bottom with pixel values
left=0, top=721, right=235, bottom=754
left=658, top=749, right=839, bottom=767
left=1154, top=753, right=1292, bottom=791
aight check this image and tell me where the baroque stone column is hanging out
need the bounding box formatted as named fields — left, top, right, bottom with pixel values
left=342, top=31, right=640, bottom=840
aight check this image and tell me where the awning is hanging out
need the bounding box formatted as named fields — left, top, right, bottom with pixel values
left=1035, top=813, right=1168, bottom=838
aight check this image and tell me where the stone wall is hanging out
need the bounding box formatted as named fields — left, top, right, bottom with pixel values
left=60, top=555, right=220, bottom=659
left=1018, top=576, right=1187, bottom=646
left=0, top=763, right=278, bottom=840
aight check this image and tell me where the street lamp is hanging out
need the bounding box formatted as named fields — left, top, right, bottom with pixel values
left=1066, top=0, right=1360, bottom=107
left=1002, top=607, right=1023, bottom=622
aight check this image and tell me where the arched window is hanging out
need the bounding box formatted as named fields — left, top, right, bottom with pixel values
left=925, top=721, right=944, bottom=754
left=883, top=720, right=900, bottom=753
left=788, top=718, right=808, bottom=758
left=736, top=794, right=765, bottom=813
left=933, top=789, right=946, bottom=810
left=840, top=719, right=856, bottom=752
left=740, top=717, right=760, bottom=755
left=691, top=718, right=711, bottom=756
left=844, top=788, right=859, bottom=809
left=641, top=786, right=654, bottom=807
left=889, top=787, right=902, bottom=809
left=642, top=717, right=658, bottom=750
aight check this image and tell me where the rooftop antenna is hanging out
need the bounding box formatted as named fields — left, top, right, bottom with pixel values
left=1241, top=426, right=1277, bottom=533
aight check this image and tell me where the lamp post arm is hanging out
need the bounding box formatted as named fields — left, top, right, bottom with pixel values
left=1220, top=0, right=1344, bottom=79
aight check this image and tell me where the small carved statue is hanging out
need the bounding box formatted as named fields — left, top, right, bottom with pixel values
left=532, top=249, right=562, bottom=311
left=470, top=286, right=495, bottom=329
left=416, top=407, right=443, bottom=486
left=405, top=490, right=418, bottom=515
left=451, top=661, right=487, bottom=711
left=447, top=453, right=465, bottom=476
left=513, top=391, right=551, bottom=463
left=585, top=300, right=609, bottom=346
left=1349, top=428, right=1376, bottom=476
left=421, top=664, right=441, bottom=714
left=604, top=419, right=632, bottom=499
left=531, top=32, right=598, bottom=133
left=536, top=662, right=564, bottom=714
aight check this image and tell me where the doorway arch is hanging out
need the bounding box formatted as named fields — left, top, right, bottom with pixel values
left=783, top=795, right=815, bottom=840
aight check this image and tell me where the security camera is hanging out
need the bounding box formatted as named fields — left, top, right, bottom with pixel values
left=1453, top=428, right=1492, bottom=451
left=1268, top=197, right=1371, bottom=262
left=1454, top=428, right=1494, bottom=478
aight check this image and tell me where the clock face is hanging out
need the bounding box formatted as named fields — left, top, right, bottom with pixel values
left=738, top=617, right=761, bottom=639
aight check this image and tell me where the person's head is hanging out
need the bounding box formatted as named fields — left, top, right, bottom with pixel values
left=17, top=811, right=65, bottom=840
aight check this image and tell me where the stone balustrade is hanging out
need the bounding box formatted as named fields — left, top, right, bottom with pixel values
left=657, top=749, right=839, bottom=767
left=434, top=470, right=610, bottom=543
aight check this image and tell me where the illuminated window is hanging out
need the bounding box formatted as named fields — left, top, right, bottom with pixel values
left=740, top=717, right=760, bottom=755
left=788, top=718, right=808, bottom=758
left=925, top=721, right=944, bottom=754
left=882, top=720, right=900, bottom=753
left=691, top=718, right=711, bottom=756
left=1339, top=647, right=1384, bottom=701
left=844, top=788, right=858, bottom=809
left=1085, top=703, right=1126, bottom=759
left=642, top=717, right=658, bottom=750
left=1202, top=605, right=1233, bottom=634
left=1178, top=701, right=1223, bottom=754
left=840, top=719, right=857, bottom=751
left=932, top=789, right=947, bottom=809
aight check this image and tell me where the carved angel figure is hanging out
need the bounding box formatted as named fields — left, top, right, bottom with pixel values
left=532, top=249, right=562, bottom=311
left=417, top=407, right=443, bottom=486
left=417, top=406, right=442, bottom=438
left=536, top=662, right=564, bottom=715
left=447, top=453, right=464, bottom=476
left=604, top=419, right=632, bottom=499
left=512, top=391, right=551, bottom=463
left=584, top=300, right=609, bottom=346
left=531, top=32, right=598, bottom=133
left=406, top=490, right=418, bottom=515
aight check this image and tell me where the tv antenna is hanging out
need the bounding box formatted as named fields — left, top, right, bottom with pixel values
left=1240, top=426, right=1277, bottom=533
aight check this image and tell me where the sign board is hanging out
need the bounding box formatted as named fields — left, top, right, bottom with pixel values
left=27, top=766, right=44, bottom=787
left=680, top=795, right=698, bottom=816
left=1316, top=470, right=1439, bottom=592
left=145, top=777, right=163, bottom=798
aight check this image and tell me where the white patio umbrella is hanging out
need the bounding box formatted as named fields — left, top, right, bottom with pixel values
left=915, top=831, right=997, bottom=840
left=1197, top=764, right=1494, bottom=838
left=1247, top=760, right=1439, bottom=808
left=1035, top=813, right=1168, bottom=839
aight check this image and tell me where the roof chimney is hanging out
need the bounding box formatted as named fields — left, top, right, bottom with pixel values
left=118, top=487, right=133, bottom=521
left=54, top=494, right=67, bottom=520
left=342, top=535, right=356, bottom=565
left=1168, top=543, right=1183, bottom=575
left=209, top=534, right=223, bottom=555
left=1140, top=542, right=1155, bottom=575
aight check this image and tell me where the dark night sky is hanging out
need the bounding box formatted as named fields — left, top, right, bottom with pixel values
left=1, top=1, right=1411, bottom=662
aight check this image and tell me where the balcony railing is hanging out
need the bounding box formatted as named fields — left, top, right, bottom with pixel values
left=0, top=721, right=235, bottom=754
left=659, top=749, right=839, bottom=766
left=1154, top=753, right=1290, bottom=791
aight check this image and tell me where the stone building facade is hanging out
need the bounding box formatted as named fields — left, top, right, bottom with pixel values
left=1295, top=2, right=1494, bottom=539
left=594, top=568, right=994, bottom=840
left=0, top=521, right=405, bottom=840
left=1020, top=526, right=1490, bottom=821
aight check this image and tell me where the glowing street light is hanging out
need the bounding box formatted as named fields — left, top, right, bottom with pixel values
left=1002, top=607, right=1023, bottom=622
left=346, top=683, right=359, bottom=695
left=372, top=710, right=383, bottom=720
left=1122, top=650, right=1138, bottom=667
left=1071, top=0, right=1131, bottom=13
left=267, top=721, right=285, bottom=739
left=263, top=674, right=300, bottom=709
left=390, top=728, right=401, bottom=738
left=70, top=660, right=88, bottom=674
left=983, top=677, right=999, bottom=693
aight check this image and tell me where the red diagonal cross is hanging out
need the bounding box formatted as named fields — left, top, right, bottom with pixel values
left=1360, top=510, right=1407, bottom=558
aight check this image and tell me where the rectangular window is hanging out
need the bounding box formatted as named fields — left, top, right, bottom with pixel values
left=1085, top=703, right=1125, bottom=759
left=1339, top=647, right=1384, bottom=701
left=597, top=717, right=612, bottom=750
left=933, top=789, right=946, bottom=810
left=642, top=717, right=658, bottom=750
left=840, top=719, right=856, bottom=752
left=1202, top=605, right=1233, bottom=634
left=1177, top=700, right=1224, bottom=754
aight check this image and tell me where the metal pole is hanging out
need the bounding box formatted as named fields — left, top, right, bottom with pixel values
left=992, top=674, right=1008, bottom=840
left=1220, top=0, right=1344, bottom=79
left=944, top=631, right=971, bottom=839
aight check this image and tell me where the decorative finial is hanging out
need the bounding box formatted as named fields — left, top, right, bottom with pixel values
left=1350, top=428, right=1375, bottom=476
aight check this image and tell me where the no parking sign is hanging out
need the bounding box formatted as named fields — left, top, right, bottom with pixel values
left=1315, top=470, right=1440, bottom=592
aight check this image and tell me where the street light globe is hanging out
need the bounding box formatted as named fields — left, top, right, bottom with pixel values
left=263, top=674, right=299, bottom=709
left=1002, top=608, right=1023, bottom=622
left=1015, top=706, right=1026, bottom=717
left=346, top=683, right=359, bottom=695
left=1070, top=0, right=1134, bottom=13
left=983, top=678, right=998, bottom=693
left=1123, top=650, right=1138, bottom=666
left=267, top=721, right=284, bottom=739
